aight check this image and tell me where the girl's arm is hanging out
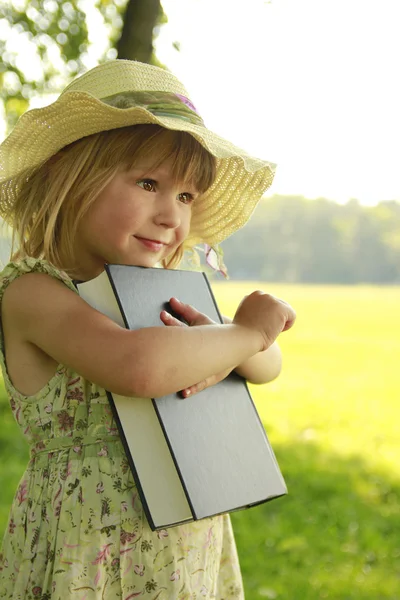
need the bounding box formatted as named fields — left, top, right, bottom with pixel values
left=161, top=301, right=282, bottom=395
left=2, top=274, right=293, bottom=399
left=222, top=315, right=282, bottom=384
left=235, top=341, right=282, bottom=383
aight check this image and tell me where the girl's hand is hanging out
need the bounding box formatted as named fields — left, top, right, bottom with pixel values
left=233, top=291, right=296, bottom=351
left=160, top=297, right=233, bottom=397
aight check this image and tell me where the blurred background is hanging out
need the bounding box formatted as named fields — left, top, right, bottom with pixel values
left=0, top=0, right=399, bottom=598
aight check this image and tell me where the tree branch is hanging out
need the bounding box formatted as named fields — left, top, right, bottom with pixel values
left=116, top=0, right=161, bottom=64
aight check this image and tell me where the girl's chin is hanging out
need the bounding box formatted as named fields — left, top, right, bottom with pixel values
left=113, top=246, right=175, bottom=268
left=123, top=256, right=163, bottom=268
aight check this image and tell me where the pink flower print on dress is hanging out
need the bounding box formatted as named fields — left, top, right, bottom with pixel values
left=121, top=552, right=133, bottom=576
left=66, top=387, right=84, bottom=403
left=32, top=587, right=42, bottom=597
left=0, top=554, right=9, bottom=571
left=157, top=529, right=168, bottom=539
left=16, top=480, right=28, bottom=506
left=67, top=376, right=80, bottom=388
left=106, top=423, right=119, bottom=435
left=121, top=458, right=130, bottom=474
left=170, top=569, right=180, bottom=581
left=120, top=529, right=137, bottom=545
left=131, top=492, right=141, bottom=512
left=57, top=410, right=74, bottom=432
left=53, top=483, right=62, bottom=507
left=8, top=519, right=16, bottom=534
left=44, top=404, right=52, bottom=414
left=104, top=403, right=113, bottom=417
left=97, top=445, right=108, bottom=457
left=91, top=543, right=113, bottom=565
left=121, top=501, right=128, bottom=512
left=34, top=441, right=46, bottom=453
left=14, top=406, right=22, bottom=424
left=96, top=483, right=105, bottom=494
left=203, top=526, right=215, bottom=548
left=133, top=564, right=145, bottom=576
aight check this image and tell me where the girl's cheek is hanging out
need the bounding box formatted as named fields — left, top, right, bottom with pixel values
left=117, top=203, right=141, bottom=222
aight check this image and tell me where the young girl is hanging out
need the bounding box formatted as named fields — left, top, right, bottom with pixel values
left=0, top=60, right=295, bottom=599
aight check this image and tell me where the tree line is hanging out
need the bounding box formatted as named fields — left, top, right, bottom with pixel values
left=1, top=196, right=399, bottom=284
left=220, top=195, right=400, bottom=283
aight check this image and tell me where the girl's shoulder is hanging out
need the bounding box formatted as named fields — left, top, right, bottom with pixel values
left=0, top=257, right=77, bottom=301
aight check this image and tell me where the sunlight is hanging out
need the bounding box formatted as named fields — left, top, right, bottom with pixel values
left=158, top=0, right=400, bottom=204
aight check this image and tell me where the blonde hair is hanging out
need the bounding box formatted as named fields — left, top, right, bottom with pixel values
left=9, top=124, right=216, bottom=274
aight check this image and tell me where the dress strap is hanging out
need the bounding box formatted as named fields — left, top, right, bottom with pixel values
left=0, top=257, right=77, bottom=303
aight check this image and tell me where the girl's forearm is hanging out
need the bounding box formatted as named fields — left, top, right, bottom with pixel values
left=234, top=341, right=282, bottom=384
left=121, top=324, right=263, bottom=398
left=222, top=316, right=282, bottom=384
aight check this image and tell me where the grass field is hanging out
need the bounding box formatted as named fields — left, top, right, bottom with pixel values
left=1, top=283, right=399, bottom=599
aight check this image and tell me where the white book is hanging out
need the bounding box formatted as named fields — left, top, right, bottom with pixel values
left=76, top=264, right=287, bottom=530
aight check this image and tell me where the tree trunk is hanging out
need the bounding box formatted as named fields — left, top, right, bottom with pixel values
left=116, top=0, right=161, bottom=64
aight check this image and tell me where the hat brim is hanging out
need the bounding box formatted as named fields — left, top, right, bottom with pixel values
left=0, top=90, right=276, bottom=246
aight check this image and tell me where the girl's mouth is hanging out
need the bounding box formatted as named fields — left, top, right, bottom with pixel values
left=135, top=237, right=167, bottom=252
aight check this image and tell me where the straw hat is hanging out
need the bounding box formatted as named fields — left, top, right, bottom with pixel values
left=0, top=60, right=276, bottom=249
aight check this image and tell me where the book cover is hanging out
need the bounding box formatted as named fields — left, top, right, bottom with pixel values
left=77, top=265, right=287, bottom=530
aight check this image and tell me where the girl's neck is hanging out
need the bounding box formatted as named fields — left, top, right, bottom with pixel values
left=68, top=263, right=106, bottom=282
left=54, top=251, right=106, bottom=282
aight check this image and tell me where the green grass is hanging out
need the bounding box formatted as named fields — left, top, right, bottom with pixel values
left=1, top=283, right=399, bottom=599
left=212, top=282, right=400, bottom=599
left=0, top=386, right=29, bottom=528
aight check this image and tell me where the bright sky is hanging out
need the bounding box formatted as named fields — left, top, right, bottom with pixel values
left=2, top=0, right=400, bottom=205
left=156, top=0, right=400, bottom=205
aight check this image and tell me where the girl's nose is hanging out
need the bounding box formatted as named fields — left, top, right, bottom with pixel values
left=154, top=194, right=181, bottom=229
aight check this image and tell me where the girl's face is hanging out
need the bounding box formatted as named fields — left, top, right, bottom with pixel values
left=74, top=159, right=197, bottom=279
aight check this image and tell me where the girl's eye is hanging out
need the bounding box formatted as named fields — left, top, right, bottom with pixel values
left=137, top=179, right=156, bottom=192
left=178, top=192, right=194, bottom=205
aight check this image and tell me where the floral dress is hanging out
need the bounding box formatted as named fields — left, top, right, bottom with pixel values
left=0, top=258, right=244, bottom=600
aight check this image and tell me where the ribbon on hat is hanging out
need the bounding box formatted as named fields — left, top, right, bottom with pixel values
left=185, top=244, right=228, bottom=278
left=101, top=90, right=204, bottom=127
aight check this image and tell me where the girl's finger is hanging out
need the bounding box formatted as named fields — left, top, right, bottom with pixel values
left=160, top=310, right=185, bottom=327
left=181, top=369, right=232, bottom=398
left=181, top=378, right=209, bottom=398
left=282, top=318, right=295, bottom=332
left=169, top=298, right=203, bottom=322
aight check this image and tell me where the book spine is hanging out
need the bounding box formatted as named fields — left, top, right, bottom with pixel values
left=105, top=391, right=158, bottom=530
left=151, top=398, right=197, bottom=520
